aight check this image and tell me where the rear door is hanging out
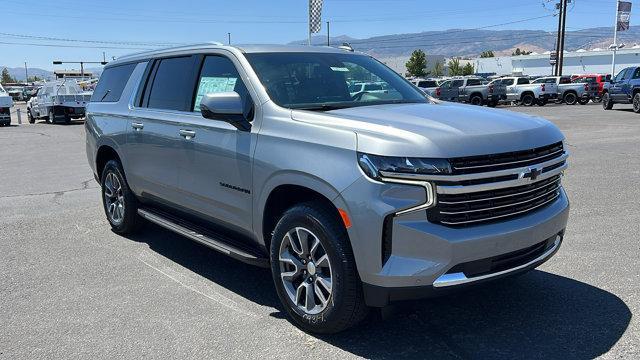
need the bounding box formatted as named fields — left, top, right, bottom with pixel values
left=125, top=55, right=199, bottom=206
left=441, top=79, right=462, bottom=101
left=174, top=53, right=257, bottom=234
left=503, top=78, right=517, bottom=100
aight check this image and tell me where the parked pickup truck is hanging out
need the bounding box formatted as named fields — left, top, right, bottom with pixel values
left=435, top=77, right=506, bottom=106
left=572, top=74, right=610, bottom=102
left=31, top=80, right=91, bottom=124
left=0, top=84, right=13, bottom=126
left=86, top=44, right=570, bottom=334
left=602, top=66, right=640, bottom=112
left=412, top=78, right=440, bottom=97
left=531, top=76, right=598, bottom=105
left=494, top=77, right=558, bottom=106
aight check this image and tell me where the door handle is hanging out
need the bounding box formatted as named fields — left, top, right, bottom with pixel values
left=179, top=129, right=196, bottom=140
left=131, top=122, right=144, bottom=130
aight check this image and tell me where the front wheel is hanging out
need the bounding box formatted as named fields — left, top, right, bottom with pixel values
left=602, top=93, right=614, bottom=110
left=27, top=110, right=35, bottom=124
left=100, top=160, right=141, bottom=234
left=270, top=203, right=368, bottom=334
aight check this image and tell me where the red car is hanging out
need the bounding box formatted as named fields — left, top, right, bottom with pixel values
left=572, top=74, right=611, bottom=101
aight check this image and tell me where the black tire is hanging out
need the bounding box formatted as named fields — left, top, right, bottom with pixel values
left=578, top=98, right=590, bottom=105
left=64, top=115, right=71, bottom=124
left=27, top=110, right=35, bottom=124
left=564, top=92, right=578, bottom=105
left=470, top=94, right=483, bottom=106
left=521, top=93, right=535, bottom=106
left=487, top=100, right=498, bottom=107
left=537, top=99, right=548, bottom=106
left=100, top=160, right=141, bottom=234
left=633, top=93, right=640, bottom=113
left=270, top=202, right=368, bottom=334
left=602, top=93, right=614, bottom=110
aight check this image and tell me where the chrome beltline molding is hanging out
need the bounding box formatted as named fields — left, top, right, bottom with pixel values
left=433, top=235, right=561, bottom=288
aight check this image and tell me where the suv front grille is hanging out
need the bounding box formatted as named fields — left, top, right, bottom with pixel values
left=429, top=175, right=562, bottom=226
left=449, top=141, right=564, bottom=174
left=421, top=142, right=568, bottom=227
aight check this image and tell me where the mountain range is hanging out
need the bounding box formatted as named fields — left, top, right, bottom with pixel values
left=290, top=26, right=640, bottom=58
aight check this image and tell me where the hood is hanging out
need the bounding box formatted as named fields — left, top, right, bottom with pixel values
left=291, top=102, right=564, bottom=158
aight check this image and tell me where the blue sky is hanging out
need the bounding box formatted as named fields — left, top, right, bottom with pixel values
left=0, top=0, right=625, bottom=69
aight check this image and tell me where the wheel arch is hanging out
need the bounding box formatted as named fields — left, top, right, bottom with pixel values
left=95, top=144, right=123, bottom=180
left=258, top=173, right=348, bottom=252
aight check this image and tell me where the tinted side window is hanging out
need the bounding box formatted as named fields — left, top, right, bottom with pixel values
left=147, top=56, right=196, bottom=111
left=193, top=55, right=252, bottom=117
left=502, top=79, right=515, bottom=86
left=517, top=78, right=530, bottom=85
left=91, top=63, right=137, bottom=102
left=466, top=79, right=481, bottom=86
left=451, top=80, right=464, bottom=87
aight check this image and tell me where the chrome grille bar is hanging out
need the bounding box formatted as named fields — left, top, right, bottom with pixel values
left=439, top=185, right=561, bottom=215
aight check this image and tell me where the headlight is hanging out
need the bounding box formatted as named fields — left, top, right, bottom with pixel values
left=358, top=152, right=451, bottom=180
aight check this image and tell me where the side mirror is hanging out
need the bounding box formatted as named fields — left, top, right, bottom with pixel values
left=200, top=92, right=251, bottom=131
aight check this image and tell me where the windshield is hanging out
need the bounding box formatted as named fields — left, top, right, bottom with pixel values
left=245, top=52, right=427, bottom=110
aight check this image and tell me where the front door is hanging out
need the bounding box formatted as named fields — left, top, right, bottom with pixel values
left=175, top=54, right=257, bottom=234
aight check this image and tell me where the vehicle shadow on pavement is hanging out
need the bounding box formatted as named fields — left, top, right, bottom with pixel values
left=125, top=223, right=631, bottom=360
left=320, top=271, right=631, bottom=360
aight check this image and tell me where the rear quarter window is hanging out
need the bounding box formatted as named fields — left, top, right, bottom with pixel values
left=91, top=63, right=137, bottom=102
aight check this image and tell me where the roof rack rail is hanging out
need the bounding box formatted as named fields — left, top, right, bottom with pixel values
left=115, top=41, right=226, bottom=61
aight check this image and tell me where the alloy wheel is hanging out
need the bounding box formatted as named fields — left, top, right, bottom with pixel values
left=279, top=227, right=333, bottom=315
left=104, top=172, right=125, bottom=225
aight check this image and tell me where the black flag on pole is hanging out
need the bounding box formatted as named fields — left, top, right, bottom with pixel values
left=617, top=1, right=632, bottom=31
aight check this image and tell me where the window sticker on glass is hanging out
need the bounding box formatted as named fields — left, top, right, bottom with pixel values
left=194, top=76, right=238, bottom=110
left=330, top=67, right=350, bottom=72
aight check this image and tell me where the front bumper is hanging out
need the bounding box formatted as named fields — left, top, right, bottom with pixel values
left=338, top=176, right=570, bottom=307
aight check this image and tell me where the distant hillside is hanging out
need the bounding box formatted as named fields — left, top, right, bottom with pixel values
left=1, top=67, right=53, bottom=82
left=290, top=26, right=640, bottom=58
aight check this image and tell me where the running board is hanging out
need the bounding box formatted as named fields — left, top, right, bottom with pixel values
left=137, top=208, right=269, bottom=268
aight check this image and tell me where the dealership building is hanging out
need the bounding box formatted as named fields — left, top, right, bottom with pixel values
left=474, top=47, right=640, bottom=77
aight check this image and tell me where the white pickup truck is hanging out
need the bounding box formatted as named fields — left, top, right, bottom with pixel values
left=493, top=77, right=559, bottom=106
left=0, top=84, right=13, bottom=126
left=30, top=80, right=91, bottom=124
left=531, top=76, right=599, bottom=105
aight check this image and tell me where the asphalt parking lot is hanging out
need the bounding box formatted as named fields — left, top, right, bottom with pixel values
left=1, top=102, right=638, bottom=359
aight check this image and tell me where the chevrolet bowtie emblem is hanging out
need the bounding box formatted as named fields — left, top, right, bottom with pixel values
left=521, top=167, right=543, bottom=180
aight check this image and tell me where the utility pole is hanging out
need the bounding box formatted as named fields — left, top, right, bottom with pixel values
left=24, top=62, right=28, bottom=83
left=554, top=1, right=564, bottom=76
left=557, top=0, right=568, bottom=76
left=327, top=21, right=330, bottom=46
left=228, top=32, right=231, bottom=45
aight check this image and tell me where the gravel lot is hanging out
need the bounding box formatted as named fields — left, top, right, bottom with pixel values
left=1, top=102, right=638, bottom=359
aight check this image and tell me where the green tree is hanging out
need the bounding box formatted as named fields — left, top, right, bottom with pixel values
left=432, top=61, right=444, bottom=77
left=27, top=75, right=42, bottom=82
left=462, top=63, right=475, bottom=76
left=405, top=49, right=428, bottom=77
left=447, top=58, right=462, bottom=76
left=1, top=68, right=15, bottom=84
left=480, top=50, right=495, bottom=58
left=512, top=48, right=532, bottom=56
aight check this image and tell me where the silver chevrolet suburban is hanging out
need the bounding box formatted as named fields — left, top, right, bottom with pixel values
left=85, top=44, right=570, bottom=334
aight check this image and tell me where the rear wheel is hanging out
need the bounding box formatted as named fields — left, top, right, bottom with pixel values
left=578, top=98, right=590, bottom=105
left=633, top=93, right=640, bottom=113
left=537, top=98, right=548, bottom=106
left=602, top=93, right=614, bottom=110
left=564, top=92, right=578, bottom=105
left=100, top=160, right=141, bottom=234
left=470, top=95, right=483, bottom=106
left=270, top=203, right=368, bottom=334
left=521, top=93, right=535, bottom=106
